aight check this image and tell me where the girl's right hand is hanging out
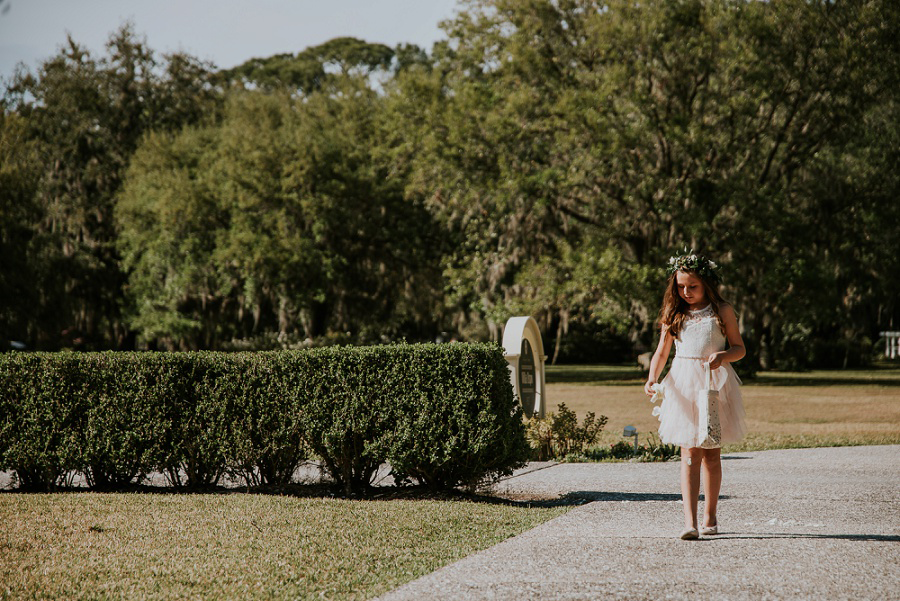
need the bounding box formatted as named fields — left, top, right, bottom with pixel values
left=644, top=380, right=656, bottom=396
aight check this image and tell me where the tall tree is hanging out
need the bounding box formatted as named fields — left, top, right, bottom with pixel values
left=387, top=0, right=900, bottom=366
left=221, top=37, right=395, bottom=93
left=117, top=78, right=446, bottom=349
left=0, top=111, right=44, bottom=347
left=2, top=24, right=221, bottom=349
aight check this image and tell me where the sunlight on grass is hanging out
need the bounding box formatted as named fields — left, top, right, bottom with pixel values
left=0, top=494, right=567, bottom=600
left=545, top=363, right=900, bottom=451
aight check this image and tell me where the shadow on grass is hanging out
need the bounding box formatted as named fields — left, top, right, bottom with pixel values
left=546, top=364, right=645, bottom=385
left=0, top=479, right=594, bottom=508
left=2, top=478, right=703, bottom=509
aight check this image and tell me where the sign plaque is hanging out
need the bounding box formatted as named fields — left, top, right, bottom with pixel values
left=502, top=316, right=547, bottom=418
left=518, top=339, right=537, bottom=416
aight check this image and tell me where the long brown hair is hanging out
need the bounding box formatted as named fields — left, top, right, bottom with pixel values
left=658, top=270, right=727, bottom=338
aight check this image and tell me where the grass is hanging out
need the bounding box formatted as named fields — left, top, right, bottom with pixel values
left=545, top=362, right=900, bottom=452
left=4, top=362, right=897, bottom=600
left=0, top=492, right=567, bottom=600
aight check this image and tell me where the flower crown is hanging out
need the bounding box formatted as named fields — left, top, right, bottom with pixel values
left=666, top=250, right=719, bottom=281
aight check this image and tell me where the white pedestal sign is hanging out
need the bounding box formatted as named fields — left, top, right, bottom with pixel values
left=502, top=316, right=547, bottom=419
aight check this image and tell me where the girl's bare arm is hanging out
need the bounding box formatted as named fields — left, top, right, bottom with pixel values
left=644, top=326, right=673, bottom=395
left=708, top=304, right=746, bottom=369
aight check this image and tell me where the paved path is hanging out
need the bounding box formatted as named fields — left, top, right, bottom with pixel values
left=377, top=446, right=900, bottom=601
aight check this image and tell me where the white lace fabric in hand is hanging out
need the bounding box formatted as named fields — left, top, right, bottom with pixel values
left=649, top=382, right=665, bottom=419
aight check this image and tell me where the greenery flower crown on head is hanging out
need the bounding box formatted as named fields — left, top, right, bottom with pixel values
left=666, top=249, right=719, bottom=281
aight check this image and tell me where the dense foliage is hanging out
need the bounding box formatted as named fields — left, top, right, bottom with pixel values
left=0, top=343, right=530, bottom=493
left=525, top=403, right=608, bottom=460
left=2, top=1, right=899, bottom=369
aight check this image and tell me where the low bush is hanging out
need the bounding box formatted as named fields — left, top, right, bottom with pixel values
left=525, top=403, right=608, bottom=460
left=637, top=433, right=680, bottom=462
left=220, top=353, right=307, bottom=487
left=293, top=347, right=393, bottom=494
left=0, top=353, right=85, bottom=490
left=380, top=344, right=530, bottom=490
left=79, top=353, right=168, bottom=488
left=0, top=343, right=529, bottom=494
left=565, top=435, right=679, bottom=463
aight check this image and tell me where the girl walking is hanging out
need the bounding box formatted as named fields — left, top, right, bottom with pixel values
left=644, top=252, right=747, bottom=540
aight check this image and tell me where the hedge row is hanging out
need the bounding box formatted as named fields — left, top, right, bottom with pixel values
left=0, top=343, right=530, bottom=494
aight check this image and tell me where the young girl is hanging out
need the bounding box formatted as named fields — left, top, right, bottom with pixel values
left=644, top=252, right=746, bottom=540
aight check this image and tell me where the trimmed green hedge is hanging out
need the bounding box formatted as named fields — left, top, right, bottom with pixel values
left=0, top=344, right=529, bottom=494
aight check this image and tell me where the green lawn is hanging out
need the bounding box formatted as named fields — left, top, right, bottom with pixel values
left=544, top=362, right=900, bottom=451
left=0, top=493, right=567, bottom=600
left=4, top=363, right=897, bottom=600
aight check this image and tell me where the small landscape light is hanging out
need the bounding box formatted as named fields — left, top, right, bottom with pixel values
left=623, top=426, right=638, bottom=452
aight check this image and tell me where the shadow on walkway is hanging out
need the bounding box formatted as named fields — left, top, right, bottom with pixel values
left=707, top=533, right=900, bottom=542
left=565, top=491, right=732, bottom=502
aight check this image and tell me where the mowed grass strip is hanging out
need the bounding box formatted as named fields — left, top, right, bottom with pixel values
left=545, top=364, right=900, bottom=451
left=0, top=494, right=567, bottom=600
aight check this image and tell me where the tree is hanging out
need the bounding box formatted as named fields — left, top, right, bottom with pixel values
left=0, top=111, right=44, bottom=347
left=5, top=9, right=899, bottom=363
left=385, top=0, right=900, bottom=367
left=221, top=37, right=395, bottom=93
left=117, top=79, right=446, bottom=349
left=116, top=125, right=230, bottom=349
left=2, top=23, right=221, bottom=349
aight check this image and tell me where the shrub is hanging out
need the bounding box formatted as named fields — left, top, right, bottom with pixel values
left=79, top=353, right=169, bottom=488
left=566, top=435, right=680, bottom=463
left=0, top=353, right=85, bottom=490
left=637, top=433, right=680, bottom=462
left=0, top=352, right=233, bottom=489
left=525, top=415, right=554, bottom=461
left=292, top=347, right=392, bottom=494
left=162, top=352, right=232, bottom=488
left=525, top=403, right=608, bottom=460
left=0, top=343, right=527, bottom=494
left=289, top=343, right=530, bottom=494
left=380, top=344, right=531, bottom=490
left=607, top=440, right=636, bottom=459
left=220, top=352, right=308, bottom=487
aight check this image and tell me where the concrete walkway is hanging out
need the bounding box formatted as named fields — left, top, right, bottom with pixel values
left=377, top=446, right=900, bottom=601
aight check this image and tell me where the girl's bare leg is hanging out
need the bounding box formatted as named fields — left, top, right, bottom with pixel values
left=680, top=447, right=702, bottom=529
left=701, top=447, right=722, bottom=527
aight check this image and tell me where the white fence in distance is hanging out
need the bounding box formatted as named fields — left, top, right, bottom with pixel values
left=881, top=331, right=900, bottom=359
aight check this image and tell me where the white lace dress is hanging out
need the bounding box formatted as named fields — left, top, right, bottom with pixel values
left=652, top=304, right=746, bottom=448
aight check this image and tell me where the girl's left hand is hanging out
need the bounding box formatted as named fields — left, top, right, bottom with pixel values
left=706, top=352, right=726, bottom=370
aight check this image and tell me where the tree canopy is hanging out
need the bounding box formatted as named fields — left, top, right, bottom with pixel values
left=2, top=1, right=898, bottom=369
